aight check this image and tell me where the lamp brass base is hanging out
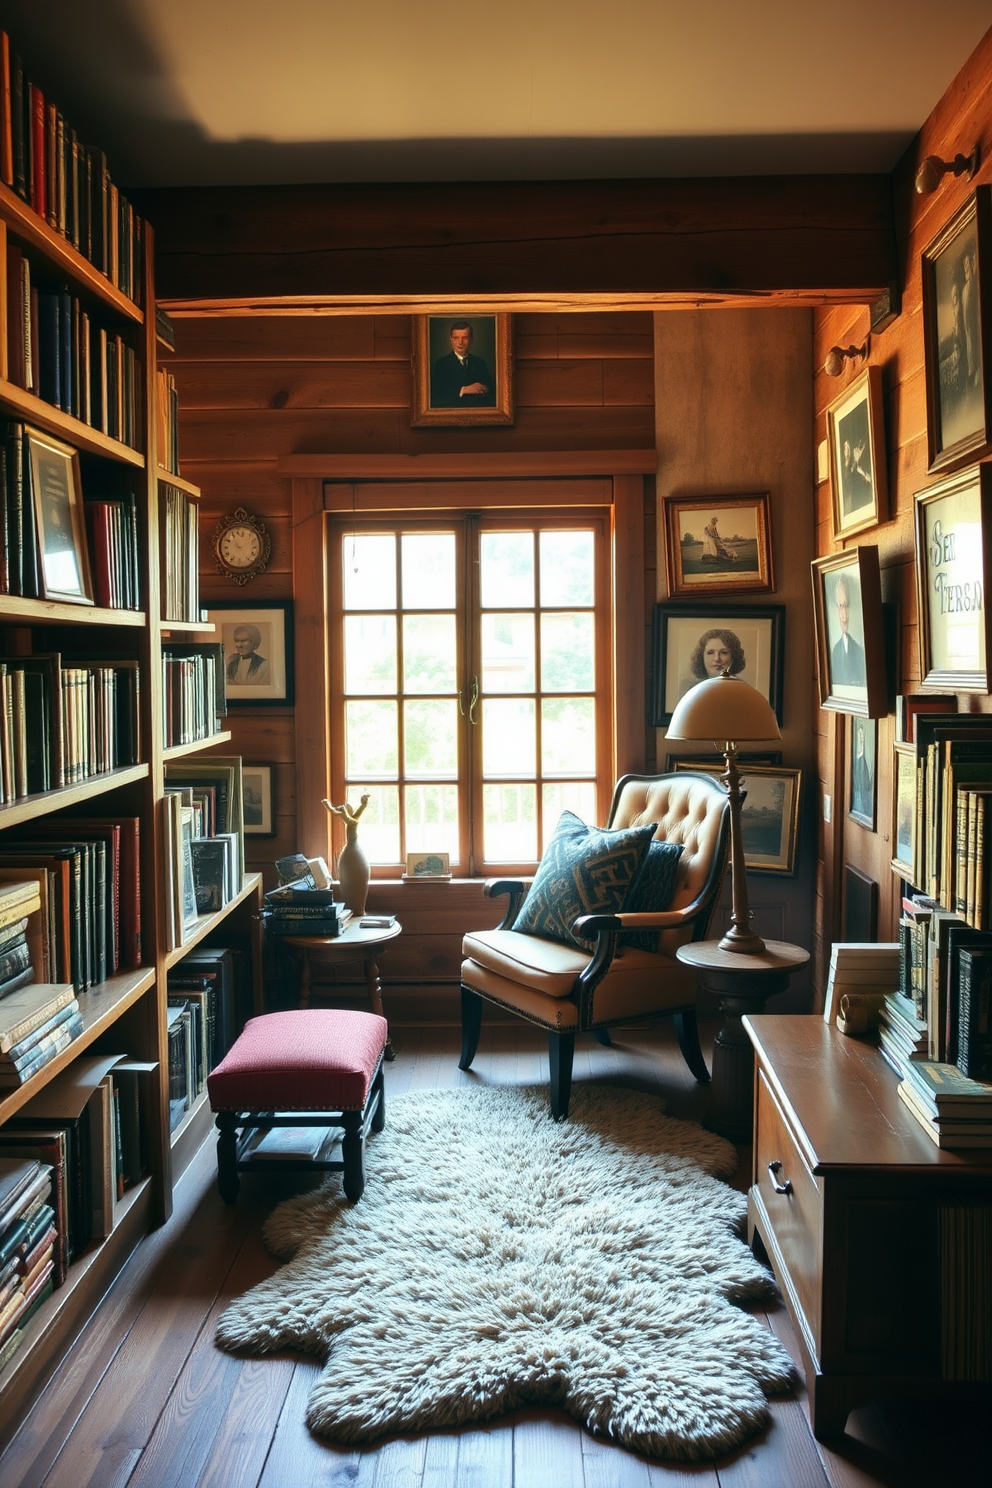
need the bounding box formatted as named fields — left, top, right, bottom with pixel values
left=718, top=925, right=768, bottom=955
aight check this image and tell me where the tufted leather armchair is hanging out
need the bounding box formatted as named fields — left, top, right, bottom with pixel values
left=459, top=772, right=731, bottom=1119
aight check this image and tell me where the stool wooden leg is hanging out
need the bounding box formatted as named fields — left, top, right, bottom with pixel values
left=298, top=950, right=312, bottom=1010
left=370, top=1065, right=386, bottom=1133
left=364, top=955, right=395, bottom=1060
left=341, top=1112, right=366, bottom=1202
left=216, top=1113, right=240, bottom=1203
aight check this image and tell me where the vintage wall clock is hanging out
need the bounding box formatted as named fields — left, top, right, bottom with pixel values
left=212, top=507, right=271, bottom=584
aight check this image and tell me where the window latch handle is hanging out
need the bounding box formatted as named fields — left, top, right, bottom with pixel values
left=468, top=675, right=479, bottom=725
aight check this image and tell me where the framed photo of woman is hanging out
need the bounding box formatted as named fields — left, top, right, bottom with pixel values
left=650, top=603, right=785, bottom=726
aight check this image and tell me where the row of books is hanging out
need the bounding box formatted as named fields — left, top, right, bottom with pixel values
left=0, top=31, right=145, bottom=302
left=161, top=483, right=199, bottom=622
left=0, top=1156, right=55, bottom=1371
left=161, top=643, right=226, bottom=750
left=162, top=758, right=245, bottom=951
left=0, top=654, right=139, bottom=802
left=0, top=982, right=80, bottom=1091
left=156, top=368, right=180, bottom=477
left=905, top=712, right=992, bottom=921
left=898, top=894, right=992, bottom=1072
left=3, top=255, right=141, bottom=447
left=0, top=815, right=142, bottom=992
left=84, top=495, right=141, bottom=611
left=167, top=947, right=249, bottom=1131
left=0, top=880, right=42, bottom=1005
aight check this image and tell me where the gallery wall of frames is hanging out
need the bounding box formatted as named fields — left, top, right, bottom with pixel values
left=811, top=26, right=992, bottom=1002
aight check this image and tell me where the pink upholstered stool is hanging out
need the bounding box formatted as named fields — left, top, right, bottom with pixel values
left=207, top=1008, right=387, bottom=1203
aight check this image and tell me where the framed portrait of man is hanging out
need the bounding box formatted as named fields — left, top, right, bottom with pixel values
left=411, top=314, right=513, bottom=427
left=922, top=185, right=992, bottom=473
left=205, top=600, right=295, bottom=707
left=811, top=548, right=887, bottom=717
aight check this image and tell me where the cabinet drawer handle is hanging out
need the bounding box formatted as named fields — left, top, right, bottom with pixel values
left=767, top=1160, right=792, bottom=1195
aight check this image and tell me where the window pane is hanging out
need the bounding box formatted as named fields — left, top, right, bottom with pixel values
left=403, top=615, right=457, bottom=694
left=482, top=698, right=535, bottom=775
left=540, top=613, right=594, bottom=691
left=404, top=700, right=458, bottom=776
left=481, top=613, right=535, bottom=693
left=343, top=534, right=395, bottom=609
left=483, top=783, right=537, bottom=862
left=540, top=530, right=594, bottom=606
left=347, top=786, right=399, bottom=864
left=542, top=698, right=595, bottom=775
left=401, top=533, right=456, bottom=610
left=344, top=615, right=396, bottom=694
left=404, top=784, right=459, bottom=857
left=542, top=782, right=598, bottom=842
left=480, top=532, right=534, bottom=608
left=346, top=701, right=397, bottom=777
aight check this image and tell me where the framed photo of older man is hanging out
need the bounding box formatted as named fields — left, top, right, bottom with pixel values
left=922, top=185, right=992, bottom=474
left=811, top=548, right=886, bottom=717
left=412, top=314, right=514, bottom=427
left=205, top=600, right=295, bottom=707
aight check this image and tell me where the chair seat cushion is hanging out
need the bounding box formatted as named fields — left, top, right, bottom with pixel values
left=463, top=929, right=589, bottom=998
left=207, top=1009, right=388, bottom=1112
left=512, top=811, right=658, bottom=950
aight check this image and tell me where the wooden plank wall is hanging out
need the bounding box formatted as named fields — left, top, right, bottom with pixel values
left=170, top=309, right=655, bottom=1018
left=812, top=27, right=992, bottom=990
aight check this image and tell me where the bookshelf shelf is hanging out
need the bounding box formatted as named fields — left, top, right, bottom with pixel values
left=164, top=872, right=263, bottom=970
left=0, top=181, right=145, bottom=325
left=161, top=621, right=215, bottom=636
left=0, top=968, right=156, bottom=1123
left=0, top=378, right=145, bottom=467
left=0, top=597, right=145, bottom=628
left=156, top=468, right=201, bottom=498
left=163, top=731, right=232, bottom=762
left=0, top=765, right=150, bottom=830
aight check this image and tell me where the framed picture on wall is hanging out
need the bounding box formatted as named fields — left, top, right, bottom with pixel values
left=662, top=493, right=774, bottom=596
left=825, top=366, right=888, bottom=540
left=673, top=760, right=801, bottom=873
left=243, top=764, right=275, bottom=836
left=921, top=185, right=992, bottom=473
left=650, top=603, right=785, bottom=726
left=411, top=314, right=514, bottom=427
left=844, top=865, right=879, bottom=942
left=848, top=715, right=877, bottom=829
left=890, top=740, right=917, bottom=882
left=915, top=462, right=992, bottom=693
left=205, top=600, right=295, bottom=706
left=811, top=547, right=887, bottom=717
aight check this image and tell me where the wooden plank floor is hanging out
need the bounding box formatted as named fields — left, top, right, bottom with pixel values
left=1, top=1022, right=990, bottom=1488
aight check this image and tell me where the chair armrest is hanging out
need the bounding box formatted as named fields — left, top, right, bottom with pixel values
left=572, top=899, right=706, bottom=986
left=484, top=878, right=530, bottom=930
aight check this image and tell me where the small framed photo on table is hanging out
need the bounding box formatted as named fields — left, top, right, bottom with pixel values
left=914, top=462, right=992, bottom=693
left=205, top=600, right=295, bottom=706
left=243, top=764, right=275, bottom=836
left=921, top=185, right=992, bottom=474
left=412, top=315, right=513, bottom=427
left=663, top=493, right=774, bottom=596
left=811, top=548, right=887, bottom=717
left=826, top=366, right=888, bottom=540
left=26, top=428, right=93, bottom=604
left=650, top=603, right=785, bottom=727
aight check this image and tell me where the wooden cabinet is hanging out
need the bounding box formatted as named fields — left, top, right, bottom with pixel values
left=745, top=1015, right=992, bottom=1438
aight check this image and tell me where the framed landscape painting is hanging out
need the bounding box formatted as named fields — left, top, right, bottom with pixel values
left=663, top=493, right=774, bottom=596
left=243, top=764, right=275, bottom=836
left=673, top=761, right=801, bottom=874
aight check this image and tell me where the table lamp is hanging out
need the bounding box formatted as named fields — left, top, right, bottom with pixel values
left=667, top=672, right=782, bottom=955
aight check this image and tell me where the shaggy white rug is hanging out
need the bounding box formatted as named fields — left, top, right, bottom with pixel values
left=216, top=1084, right=796, bottom=1460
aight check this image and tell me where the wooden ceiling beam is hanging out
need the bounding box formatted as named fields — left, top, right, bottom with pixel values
left=136, top=175, right=894, bottom=306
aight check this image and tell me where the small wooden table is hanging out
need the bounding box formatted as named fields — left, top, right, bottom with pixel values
left=675, top=938, right=810, bottom=1142
left=284, top=919, right=401, bottom=1061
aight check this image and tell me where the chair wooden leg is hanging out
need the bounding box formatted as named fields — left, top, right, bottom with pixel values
left=459, top=986, right=483, bottom=1070
left=548, top=1031, right=575, bottom=1121
left=592, top=1028, right=612, bottom=1047
left=675, top=1009, right=710, bottom=1083
left=370, top=1065, right=386, bottom=1133
left=341, top=1112, right=366, bottom=1202
left=215, top=1113, right=240, bottom=1203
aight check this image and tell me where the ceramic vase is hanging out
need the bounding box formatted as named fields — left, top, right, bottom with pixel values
left=337, top=827, right=369, bottom=915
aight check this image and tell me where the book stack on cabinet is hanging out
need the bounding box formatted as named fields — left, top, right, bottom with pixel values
left=0, top=23, right=263, bottom=1443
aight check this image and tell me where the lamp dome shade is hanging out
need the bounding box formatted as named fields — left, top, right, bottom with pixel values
left=667, top=673, right=781, bottom=743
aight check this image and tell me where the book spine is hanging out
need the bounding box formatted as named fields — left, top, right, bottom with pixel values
left=958, top=951, right=992, bottom=1083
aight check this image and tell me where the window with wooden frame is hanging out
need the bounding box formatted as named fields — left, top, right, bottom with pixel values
left=328, top=512, right=614, bottom=877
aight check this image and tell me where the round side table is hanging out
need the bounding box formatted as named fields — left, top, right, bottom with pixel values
left=284, top=919, right=401, bottom=1061
left=675, top=939, right=810, bottom=1142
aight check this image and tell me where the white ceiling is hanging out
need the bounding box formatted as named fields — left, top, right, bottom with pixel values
left=3, top=0, right=990, bottom=186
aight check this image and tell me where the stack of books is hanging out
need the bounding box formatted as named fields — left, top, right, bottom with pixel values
left=878, top=990, right=929, bottom=1080
left=824, top=942, right=900, bottom=1026
left=262, top=881, right=351, bottom=938
left=0, top=983, right=81, bottom=1090
left=897, top=1059, right=992, bottom=1148
left=0, top=1156, right=56, bottom=1370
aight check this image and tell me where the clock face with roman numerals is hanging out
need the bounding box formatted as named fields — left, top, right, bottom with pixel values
left=212, top=507, right=271, bottom=584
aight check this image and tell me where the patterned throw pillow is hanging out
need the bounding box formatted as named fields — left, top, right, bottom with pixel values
left=513, top=811, right=658, bottom=950
left=620, top=839, right=684, bottom=951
